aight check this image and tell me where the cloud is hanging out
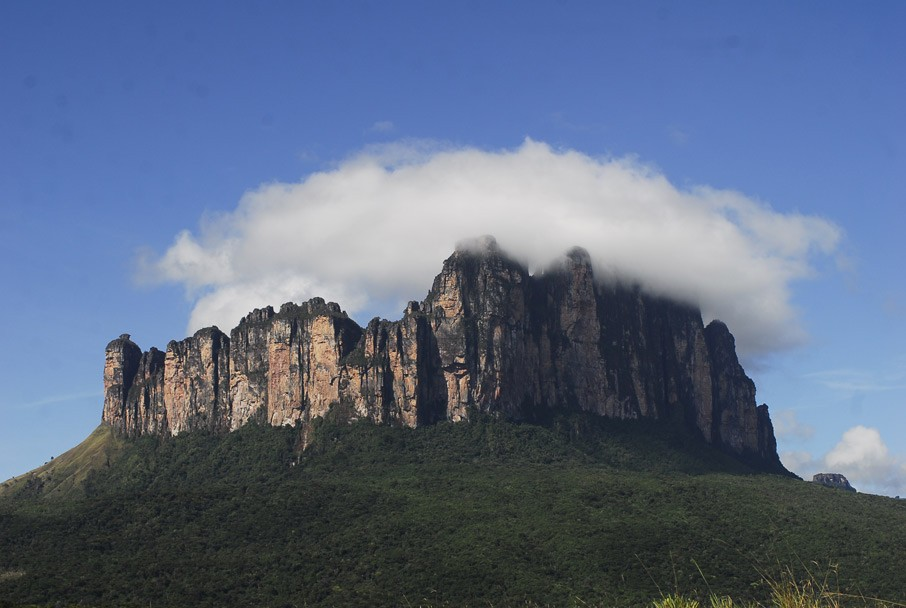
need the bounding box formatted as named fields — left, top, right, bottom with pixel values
left=16, top=391, right=103, bottom=410
left=777, top=450, right=816, bottom=475
left=805, top=366, right=906, bottom=392
left=551, top=112, right=607, bottom=134
left=825, top=426, right=891, bottom=469
left=667, top=125, right=689, bottom=146
left=782, top=425, right=906, bottom=496
left=826, top=426, right=906, bottom=494
left=883, top=291, right=906, bottom=318
left=772, top=410, right=814, bottom=441
left=367, top=120, right=395, bottom=134
left=141, top=139, right=841, bottom=361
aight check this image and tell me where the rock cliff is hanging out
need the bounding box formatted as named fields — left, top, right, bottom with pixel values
left=812, top=473, right=857, bottom=492
left=103, top=237, right=786, bottom=471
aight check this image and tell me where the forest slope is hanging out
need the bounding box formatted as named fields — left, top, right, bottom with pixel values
left=1, top=416, right=904, bottom=607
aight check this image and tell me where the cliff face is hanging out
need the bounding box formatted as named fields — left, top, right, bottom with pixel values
left=103, top=237, right=786, bottom=471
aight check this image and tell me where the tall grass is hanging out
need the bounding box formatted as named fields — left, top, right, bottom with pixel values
left=651, top=566, right=906, bottom=608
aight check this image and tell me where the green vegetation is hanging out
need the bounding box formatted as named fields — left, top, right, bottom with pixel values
left=653, top=565, right=905, bottom=608
left=0, top=425, right=126, bottom=500
left=1, top=415, right=905, bottom=607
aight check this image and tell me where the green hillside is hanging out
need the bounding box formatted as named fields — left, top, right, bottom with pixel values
left=1, top=415, right=904, bottom=607
left=0, top=425, right=126, bottom=500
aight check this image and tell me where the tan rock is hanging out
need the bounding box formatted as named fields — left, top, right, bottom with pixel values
left=101, top=239, right=786, bottom=471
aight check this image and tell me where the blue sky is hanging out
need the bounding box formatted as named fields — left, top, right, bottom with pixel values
left=1, top=2, right=904, bottom=495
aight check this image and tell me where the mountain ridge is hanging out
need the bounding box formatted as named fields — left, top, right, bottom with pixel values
left=102, top=236, right=786, bottom=472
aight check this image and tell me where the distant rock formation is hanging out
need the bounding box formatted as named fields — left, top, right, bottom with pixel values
left=102, top=237, right=786, bottom=472
left=812, top=473, right=857, bottom=492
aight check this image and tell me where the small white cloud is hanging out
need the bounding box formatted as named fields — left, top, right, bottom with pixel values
left=805, top=367, right=906, bottom=392
left=142, top=139, right=842, bottom=363
left=883, top=291, right=906, bottom=318
left=296, top=148, right=320, bottom=164
left=551, top=112, right=607, bottom=134
left=17, top=391, right=104, bottom=410
left=667, top=125, right=689, bottom=145
left=368, top=120, right=395, bottom=134
left=773, top=410, right=815, bottom=440
left=826, top=426, right=892, bottom=469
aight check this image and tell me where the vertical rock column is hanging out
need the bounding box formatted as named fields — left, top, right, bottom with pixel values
left=545, top=248, right=611, bottom=415
left=756, top=404, right=782, bottom=470
left=123, top=348, right=167, bottom=436
left=164, top=327, right=231, bottom=434
left=102, top=334, right=143, bottom=433
left=301, top=301, right=363, bottom=420
left=230, top=300, right=364, bottom=429
left=350, top=316, right=417, bottom=427
left=423, top=236, right=535, bottom=421
left=391, top=304, right=441, bottom=427
left=655, top=302, right=715, bottom=439
left=342, top=303, right=447, bottom=428
left=266, top=314, right=306, bottom=427
left=379, top=303, right=445, bottom=427
left=704, top=320, right=760, bottom=455
left=425, top=251, right=472, bottom=421
left=229, top=306, right=276, bottom=429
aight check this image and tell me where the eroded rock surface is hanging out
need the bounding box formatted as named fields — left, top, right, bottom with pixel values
left=813, top=473, right=857, bottom=492
left=102, top=238, right=786, bottom=470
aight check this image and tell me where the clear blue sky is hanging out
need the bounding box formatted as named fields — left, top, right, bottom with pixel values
left=1, top=2, right=904, bottom=495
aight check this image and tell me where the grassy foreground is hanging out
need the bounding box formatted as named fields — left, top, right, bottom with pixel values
left=1, top=415, right=905, bottom=607
left=652, top=565, right=906, bottom=608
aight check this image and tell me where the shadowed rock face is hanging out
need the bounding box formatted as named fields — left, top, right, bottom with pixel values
left=103, top=238, right=787, bottom=471
left=102, top=334, right=142, bottom=434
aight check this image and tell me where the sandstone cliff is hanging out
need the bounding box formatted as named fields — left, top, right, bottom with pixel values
left=103, top=237, right=786, bottom=471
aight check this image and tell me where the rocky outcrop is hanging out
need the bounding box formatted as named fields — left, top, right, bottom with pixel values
left=228, top=299, right=363, bottom=430
left=812, top=473, right=857, bottom=492
left=102, top=237, right=787, bottom=471
left=164, top=327, right=231, bottom=435
left=102, top=335, right=143, bottom=434
left=124, top=347, right=166, bottom=436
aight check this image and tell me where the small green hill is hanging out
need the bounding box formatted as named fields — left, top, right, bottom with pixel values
left=1, top=416, right=904, bottom=607
left=0, top=424, right=125, bottom=500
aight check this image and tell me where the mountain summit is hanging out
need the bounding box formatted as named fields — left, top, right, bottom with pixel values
left=103, top=237, right=786, bottom=472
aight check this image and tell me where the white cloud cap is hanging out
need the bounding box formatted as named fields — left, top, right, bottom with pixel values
left=143, top=139, right=841, bottom=362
